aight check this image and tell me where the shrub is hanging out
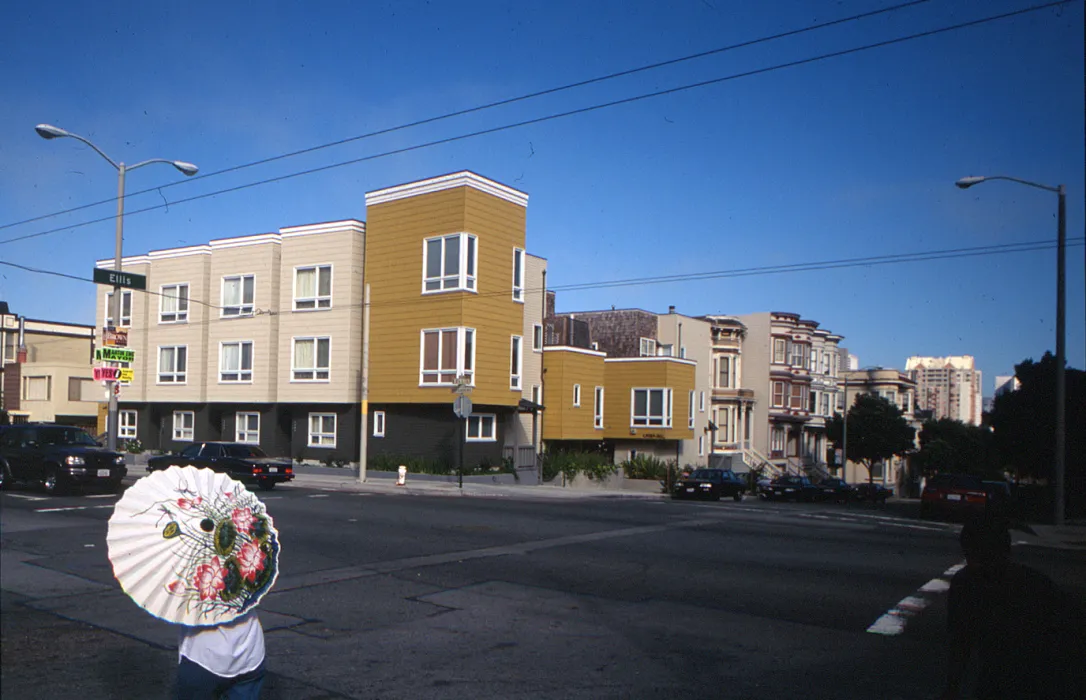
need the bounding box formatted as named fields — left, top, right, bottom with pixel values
left=540, top=450, right=617, bottom=483
left=620, top=454, right=674, bottom=480
left=122, top=438, right=143, bottom=454
left=368, top=453, right=452, bottom=475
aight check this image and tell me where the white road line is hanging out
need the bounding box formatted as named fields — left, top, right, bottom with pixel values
left=5, top=493, right=48, bottom=501
left=307, top=494, right=330, bottom=498
left=84, top=494, right=116, bottom=499
left=34, top=504, right=115, bottom=513
left=867, top=562, right=965, bottom=636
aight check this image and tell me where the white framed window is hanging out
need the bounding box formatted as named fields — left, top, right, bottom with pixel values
left=657, top=343, right=674, bottom=358
left=533, top=324, right=543, bottom=351
left=900, top=393, right=911, bottom=413
left=821, top=393, right=831, bottom=416
left=639, top=337, right=656, bottom=357
left=220, top=341, right=253, bottom=383
left=699, top=391, right=706, bottom=412
left=532, top=385, right=542, bottom=406
left=105, top=290, right=133, bottom=327
left=594, top=386, right=604, bottom=429
left=772, top=338, right=787, bottom=364
left=173, top=411, right=194, bottom=441
left=466, top=414, right=496, bottom=441
left=423, top=233, right=477, bottom=293
left=510, top=335, right=523, bottom=390
left=236, top=412, right=260, bottom=444
left=720, top=408, right=731, bottom=444
left=292, top=337, right=330, bottom=381
left=512, top=248, right=525, bottom=302
left=420, top=328, right=474, bottom=386
left=791, top=343, right=805, bottom=367
left=698, top=435, right=705, bottom=457
left=119, top=410, right=138, bottom=439
left=2, top=331, right=16, bottom=363
left=308, top=413, right=336, bottom=447
left=221, top=275, right=255, bottom=317
left=632, top=388, right=672, bottom=428
left=772, top=381, right=786, bottom=408
left=688, top=391, right=695, bottom=429
left=573, top=384, right=581, bottom=407
left=770, top=426, right=785, bottom=454
left=159, top=284, right=189, bottom=323
left=294, top=265, right=332, bottom=310
left=23, top=376, right=50, bottom=401
left=373, top=411, right=386, bottom=437
left=157, top=346, right=188, bottom=384
left=790, top=384, right=806, bottom=410
left=717, top=356, right=732, bottom=389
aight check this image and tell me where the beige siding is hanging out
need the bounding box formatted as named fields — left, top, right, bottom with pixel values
left=18, top=363, right=98, bottom=421
left=657, top=314, right=712, bottom=464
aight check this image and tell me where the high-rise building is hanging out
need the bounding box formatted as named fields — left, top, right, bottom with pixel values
left=904, top=355, right=983, bottom=426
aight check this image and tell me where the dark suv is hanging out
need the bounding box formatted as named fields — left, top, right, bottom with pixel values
left=0, top=424, right=127, bottom=494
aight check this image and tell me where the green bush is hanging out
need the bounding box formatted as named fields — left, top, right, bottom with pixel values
left=540, top=450, right=617, bottom=483
left=620, top=454, right=675, bottom=480
left=369, top=453, right=452, bottom=475
left=122, top=438, right=143, bottom=454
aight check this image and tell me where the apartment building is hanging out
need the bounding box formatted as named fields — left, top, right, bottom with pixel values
left=699, top=315, right=755, bottom=463
left=841, top=367, right=920, bottom=489
left=1, top=302, right=98, bottom=428
left=905, top=355, right=983, bottom=426
left=737, top=312, right=843, bottom=474
left=93, top=171, right=545, bottom=469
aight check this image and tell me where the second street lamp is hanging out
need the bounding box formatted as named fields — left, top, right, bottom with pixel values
left=36, top=124, right=198, bottom=452
left=955, top=174, right=1067, bottom=526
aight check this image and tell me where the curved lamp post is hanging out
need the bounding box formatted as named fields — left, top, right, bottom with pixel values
left=956, top=174, right=1066, bottom=526
left=36, top=124, right=197, bottom=452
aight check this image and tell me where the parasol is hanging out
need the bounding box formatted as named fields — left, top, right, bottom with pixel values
left=107, top=466, right=280, bottom=626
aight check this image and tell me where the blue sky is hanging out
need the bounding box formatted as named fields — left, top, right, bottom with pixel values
left=1, top=0, right=1082, bottom=395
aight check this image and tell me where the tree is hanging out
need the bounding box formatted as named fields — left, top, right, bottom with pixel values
left=915, top=418, right=997, bottom=478
left=826, top=393, right=916, bottom=483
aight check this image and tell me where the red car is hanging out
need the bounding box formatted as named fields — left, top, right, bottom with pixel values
left=920, top=473, right=987, bottom=518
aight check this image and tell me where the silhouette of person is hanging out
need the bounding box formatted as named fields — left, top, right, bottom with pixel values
left=941, top=516, right=1085, bottom=699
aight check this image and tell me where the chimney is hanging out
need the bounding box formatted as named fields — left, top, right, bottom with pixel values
left=668, top=305, right=676, bottom=314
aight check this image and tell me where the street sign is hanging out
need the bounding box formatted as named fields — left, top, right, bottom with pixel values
left=95, top=347, right=135, bottom=363
left=453, top=395, right=473, bottom=419
left=452, top=376, right=473, bottom=396
left=118, top=368, right=134, bottom=383
left=93, top=267, right=146, bottom=290
left=94, top=366, right=120, bottom=381
left=103, top=327, right=128, bottom=347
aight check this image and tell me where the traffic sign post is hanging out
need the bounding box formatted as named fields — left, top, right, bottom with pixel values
left=453, top=386, right=473, bottom=490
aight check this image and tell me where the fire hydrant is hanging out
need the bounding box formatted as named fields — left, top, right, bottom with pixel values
left=397, top=465, right=408, bottom=486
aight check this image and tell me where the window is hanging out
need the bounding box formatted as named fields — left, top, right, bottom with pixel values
left=236, top=412, right=260, bottom=444
left=292, top=337, right=330, bottom=381
left=790, top=383, right=805, bottom=410
left=294, top=265, right=332, bottom=310
left=720, top=408, right=731, bottom=444
left=533, top=324, right=543, bottom=351
left=308, top=413, right=336, bottom=447
left=699, top=391, right=706, bottom=412
left=423, top=233, right=476, bottom=293
left=822, top=353, right=830, bottom=375
left=594, top=387, right=604, bottom=429
left=512, top=248, right=525, bottom=302
left=572, top=384, right=581, bottom=407
left=173, top=411, right=194, bottom=441
left=119, top=410, right=137, bottom=439
left=810, top=390, right=818, bottom=413
left=105, top=290, right=133, bottom=327
left=639, top=338, right=656, bottom=357
left=220, top=341, right=253, bottom=383
left=772, top=381, right=786, bottom=407
left=791, top=343, right=805, bottom=367
left=698, top=436, right=705, bottom=457
left=373, top=411, right=386, bottom=437
left=466, top=414, right=496, bottom=441
left=900, top=393, right=911, bottom=413
left=159, top=284, right=189, bottom=323
left=532, top=385, right=542, bottom=406
left=222, top=275, right=255, bottom=317
left=821, top=394, right=830, bottom=417
left=23, top=376, right=50, bottom=401
left=632, top=388, right=672, bottom=428
left=771, top=426, right=785, bottom=454
left=688, top=391, right=695, bottom=428
left=68, top=376, right=90, bottom=402
left=657, top=343, right=674, bottom=357
left=717, top=356, right=731, bottom=389
left=420, top=328, right=474, bottom=385
left=2, top=332, right=16, bottom=363
left=773, top=338, right=786, bottom=364
left=158, top=346, right=187, bottom=384
left=510, top=335, right=523, bottom=390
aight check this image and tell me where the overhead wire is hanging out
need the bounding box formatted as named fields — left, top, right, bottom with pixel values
left=0, top=0, right=1073, bottom=248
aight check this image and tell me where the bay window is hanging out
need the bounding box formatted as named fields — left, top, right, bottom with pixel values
left=423, top=233, right=476, bottom=293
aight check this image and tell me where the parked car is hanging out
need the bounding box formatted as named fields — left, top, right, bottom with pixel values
left=761, top=475, right=820, bottom=502
left=147, top=442, right=294, bottom=490
left=0, top=423, right=127, bottom=494
left=815, top=477, right=854, bottom=503
left=920, top=473, right=987, bottom=518
left=851, top=482, right=893, bottom=503
left=673, top=468, right=746, bottom=501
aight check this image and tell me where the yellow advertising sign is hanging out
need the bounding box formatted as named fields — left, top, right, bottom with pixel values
left=118, top=368, right=134, bottom=383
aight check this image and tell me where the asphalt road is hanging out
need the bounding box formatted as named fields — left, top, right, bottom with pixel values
left=2, top=482, right=1083, bottom=699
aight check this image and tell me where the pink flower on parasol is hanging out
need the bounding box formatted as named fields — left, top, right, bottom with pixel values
left=193, top=556, right=226, bottom=600
left=167, top=580, right=185, bottom=594
left=236, top=541, right=266, bottom=582
left=231, top=507, right=256, bottom=535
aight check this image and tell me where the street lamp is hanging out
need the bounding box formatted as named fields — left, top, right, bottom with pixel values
left=36, top=123, right=198, bottom=452
left=956, top=174, right=1067, bottom=526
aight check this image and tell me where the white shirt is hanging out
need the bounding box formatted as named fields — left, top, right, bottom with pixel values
left=178, top=612, right=265, bottom=678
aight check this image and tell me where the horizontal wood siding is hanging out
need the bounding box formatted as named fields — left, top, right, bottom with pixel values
left=542, top=350, right=605, bottom=441
left=602, top=360, right=695, bottom=441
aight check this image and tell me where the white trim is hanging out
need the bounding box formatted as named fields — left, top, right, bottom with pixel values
left=96, top=255, right=152, bottom=267
left=156, top=345, right=188, bottom=385
left=148, top=246, right=211, bottom=261
left=630, top=387, right=673, bottom=429
left=291, top=336, right=332, bottom=382
left=593, top=386, right=604, bottom=429
left=422, top=233, right=477, bottom=294
left=512, top=247, right=525, bottom=303
left=532, top=324, right=543, bottom=352
left=209, top=232, right=281, bottom=249
left=372, top=411, right=386, bottom=437
left=293, top=263, right=334, bottom=311
left=159, top=282, right=190, bottom=324
left=543, top=346, right=606, bottom=357
left=308, top=412, right=337, bottom=448
left=604, top=356, right=697, bottom=366
left=281, top=220, right=364, bottom=237
left=366, top=171, right=529, bottom=208
left=118, top=410, right=138, bottom=440
left=465, top=414, right=497, bottom=442
left=688, top=391, right=695, bottom=429
left=220, top=274, right=256, bottom=318
left=172, top=410, right=195, bottom=441
left=510, top=335, right=523, bottom=390
left=419, top=327, right=475, bottom=387
left=573, top=383, right=581, bottom=407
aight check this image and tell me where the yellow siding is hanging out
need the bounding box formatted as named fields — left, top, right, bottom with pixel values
left=541, top=349, right=605, bottom=440
left=366, top=186, right=526, bottom=406
left=602, top=359, right=696, bottom=441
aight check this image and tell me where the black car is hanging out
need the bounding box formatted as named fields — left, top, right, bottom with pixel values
left=147, top=442, right=294, bottom=490
left=852, top=482, right=893, bottom=503
left=761, top=475, right=820, bottom=502
left=815, top=477, right=854, bottom=503
left=673, top=468, right=746, bottom=501
left=0, top=423, right=127, bottom=495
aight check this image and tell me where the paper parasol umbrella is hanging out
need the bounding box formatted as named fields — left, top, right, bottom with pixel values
left=107, top=466, right=280, bottom=626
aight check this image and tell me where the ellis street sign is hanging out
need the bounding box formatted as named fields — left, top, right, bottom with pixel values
left=93, top=267, right=146, bottom=290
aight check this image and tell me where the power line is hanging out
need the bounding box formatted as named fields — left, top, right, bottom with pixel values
left=0, top=0, right=935, bottom=233
left=0, top=0, right=1072, bottom=248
